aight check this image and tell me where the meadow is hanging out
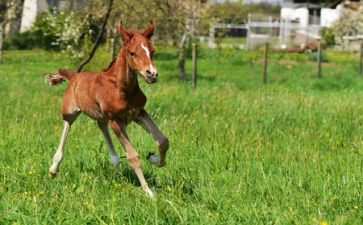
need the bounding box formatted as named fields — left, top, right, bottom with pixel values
left=0, top=47, right=362, bottom=224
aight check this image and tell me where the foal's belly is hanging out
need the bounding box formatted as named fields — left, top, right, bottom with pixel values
left=78, top=99, right=141, bottom=123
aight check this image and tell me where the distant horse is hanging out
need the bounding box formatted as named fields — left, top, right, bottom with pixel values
left=45, top=22, right=169, bottom=197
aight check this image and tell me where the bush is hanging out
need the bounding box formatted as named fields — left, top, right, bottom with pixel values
left=308, top=52, right=328, bottom=62
left=4, top=10, right=100, bottom=55
left=321, top=27, right=335, bottom=47
left=4, top=12, right=65, bottom=50
left=4, top=32, right=36, bottom=50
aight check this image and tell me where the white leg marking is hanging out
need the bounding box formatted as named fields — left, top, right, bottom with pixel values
left=49, top=121, right=70, bottom=175
left=143, top=184, right=155, bottom=198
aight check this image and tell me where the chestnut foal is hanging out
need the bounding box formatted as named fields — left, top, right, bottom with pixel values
left=46, top=22, right=169, bottom=197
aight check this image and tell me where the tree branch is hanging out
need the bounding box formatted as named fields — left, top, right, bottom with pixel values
left=76, top=0, right=113, bottom=72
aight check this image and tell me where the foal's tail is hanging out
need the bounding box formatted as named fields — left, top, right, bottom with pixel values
left=43, top=68, right=76, bottom=86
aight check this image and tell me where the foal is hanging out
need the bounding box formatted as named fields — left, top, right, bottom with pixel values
left=46, top=22, right=169, bottom=197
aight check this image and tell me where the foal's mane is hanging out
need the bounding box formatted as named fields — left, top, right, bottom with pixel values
left=103, top=58, right=116, bottom=72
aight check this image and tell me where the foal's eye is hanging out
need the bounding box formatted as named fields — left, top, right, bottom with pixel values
left=130, top=52, right=136, bottom=57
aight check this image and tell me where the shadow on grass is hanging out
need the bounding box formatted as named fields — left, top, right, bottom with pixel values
left=77, top=157, right=157, bottom=188
left=120, top=165, right=157, bottom=187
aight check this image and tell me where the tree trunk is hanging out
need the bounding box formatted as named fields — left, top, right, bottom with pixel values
left=178, top=32, right=187, bottom=81
left=0, top=23, right=3, bottom=63
left=76, top=0, right=113, bottom=72
left=5, top=0, right=23, bottom=35
left=178, top=50, right=186, bottom=80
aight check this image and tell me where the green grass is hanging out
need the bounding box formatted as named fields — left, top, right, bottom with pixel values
left=0, top=47, right=362, bottom=224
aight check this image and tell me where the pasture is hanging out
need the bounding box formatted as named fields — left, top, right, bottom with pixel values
left=0, top=48, right=362, bottom=224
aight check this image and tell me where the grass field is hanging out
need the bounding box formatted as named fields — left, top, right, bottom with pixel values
left=0, top=47, right=362, bottom=224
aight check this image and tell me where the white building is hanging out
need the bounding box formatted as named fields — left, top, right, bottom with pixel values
left=280, top=1, right=359, bottom=29
left=20, top=0, right=84, bottom=32
left=20, top=0, right=48, bottom=32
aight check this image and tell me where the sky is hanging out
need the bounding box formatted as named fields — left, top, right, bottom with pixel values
left=209, top=0, right=286, bottom=5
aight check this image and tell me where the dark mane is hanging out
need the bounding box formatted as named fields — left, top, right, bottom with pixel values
left=103, top=58, right=116, bottom=72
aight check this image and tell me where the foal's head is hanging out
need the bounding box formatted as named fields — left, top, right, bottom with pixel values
left=119, top=22, right=158, bottom=84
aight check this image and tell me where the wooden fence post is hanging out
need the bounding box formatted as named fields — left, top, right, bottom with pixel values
left=359, top=42, right=363, bottom=75
left=0, top=24, right=3, bottom=63
left=317, top=40, right=322, bottom=78
left=192, top=43, right=198, bottom=89
left=247, top=13, right=251, bottom=50
left=262, top=43, right=269, bottom=84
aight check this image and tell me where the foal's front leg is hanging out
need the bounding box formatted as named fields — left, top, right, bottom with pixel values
left=109, top=120, right=154, bottom=197
left=135, top=109, right=169, bottom=167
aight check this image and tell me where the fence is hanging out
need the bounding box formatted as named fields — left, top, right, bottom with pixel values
left=208, top=16, right=323, bottom=51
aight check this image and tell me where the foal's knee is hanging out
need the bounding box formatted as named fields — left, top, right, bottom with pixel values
left=159, top=137, right=169, bottom=152
left=128, top=155, right=141, bottom=169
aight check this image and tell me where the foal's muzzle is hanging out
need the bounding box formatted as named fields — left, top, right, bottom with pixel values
left=145, top=69, right=158, bottom=84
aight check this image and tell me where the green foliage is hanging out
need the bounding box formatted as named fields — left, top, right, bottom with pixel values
left=321, top=27, right=335, bottom=47
left=3, top=32, right=35, bottom=50
left=331, top=6, right=363, bottom=43
left=0, top=48, right=362, bottom=224
left=4, top=9, right=101, bottom=64
left=207, top=3, right=280, bottom=24
left=308, top=52, right=328, bottom=62
left=4, top=12, right=64, bottom=50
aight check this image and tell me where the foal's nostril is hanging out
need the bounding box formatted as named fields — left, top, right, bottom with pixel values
left=146, top=69, right=151, bottom=75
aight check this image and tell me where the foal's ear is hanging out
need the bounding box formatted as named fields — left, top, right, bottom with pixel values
left=142, top=21, right=155, bottom=39
left=118, top=21, right=132, bottom=42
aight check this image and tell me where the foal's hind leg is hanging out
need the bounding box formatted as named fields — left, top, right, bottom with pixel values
left=48, top=117, right=79, bottom=177
left=49, top=90, right=80, bottom=177
left=135, top=109, right=169, bottom=167
left=97, top=121, right=121, bottom=173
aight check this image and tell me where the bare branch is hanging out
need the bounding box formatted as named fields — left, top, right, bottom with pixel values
left=76, top=0, right=114, bottom=72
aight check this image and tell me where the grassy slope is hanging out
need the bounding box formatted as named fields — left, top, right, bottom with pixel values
left=0, top=48, right=362, bottom=224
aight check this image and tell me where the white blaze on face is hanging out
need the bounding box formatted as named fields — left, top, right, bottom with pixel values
left=141, top=43, right=150, bottom=59
left=141, top=42, right=157, bottom=75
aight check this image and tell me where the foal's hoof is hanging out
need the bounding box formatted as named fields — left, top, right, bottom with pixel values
left=48, top=172, right=57, bottom=178
left=146, top=152, right=166, bottom=168
left=145, top=188, right=155, bottom=198
left=142, top=184, right=155, bottom=198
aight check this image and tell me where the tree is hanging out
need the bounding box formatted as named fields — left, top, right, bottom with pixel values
left=0, top=0, right=23, bottom=62
left=76, top=0, right=113, bottom=72
left=75, top=0, right=206, bottom=80
left=5, top=0, right=23, bottom=35
left=0, top=0, right=8, bottom=63
left=332, top=5, right=363, bottom=45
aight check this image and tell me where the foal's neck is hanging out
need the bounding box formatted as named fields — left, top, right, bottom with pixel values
left=109, top=47, right=137, bottom=94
